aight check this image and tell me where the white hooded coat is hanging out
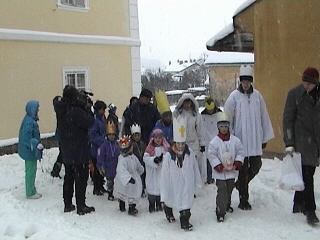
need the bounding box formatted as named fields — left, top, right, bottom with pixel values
left=160, top=149, right=202, bottom=211
left=207, top=135, right=245, bottom=180
left=143, top=146, right=167, bottom=196
left=114, top=154, right=144, bottom=200
left=173, top=93, right=205, bottom=156
left=224, top=89, right=274, bottom=157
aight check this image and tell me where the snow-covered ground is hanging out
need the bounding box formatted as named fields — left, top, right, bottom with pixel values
left=0, top=148, right=319, bottom=240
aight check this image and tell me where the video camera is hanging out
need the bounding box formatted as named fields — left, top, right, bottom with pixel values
left=75, top=90, right=94, bottom=109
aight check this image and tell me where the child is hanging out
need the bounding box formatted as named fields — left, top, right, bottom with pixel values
left=130, top=124, right=147, bottom=197
left=207, top=112, right=244, bottom=222
left=18, top=100, right=44, bottom=199
left=114, top=136, right=144, bottom=215
left=143, top=128, right=170, bottom=213
left=160, top=115, right=202, bottom=231
left=97, top=121, right=120, bottom=201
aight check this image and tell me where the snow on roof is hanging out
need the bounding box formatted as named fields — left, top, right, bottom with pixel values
left=206, top=23, right=234, bottom=49
left=188, top=87, right=207, bottom=92
left=233, top=0, right=257, bottom=17
left=195, top=95, right=207, bottom=100
left=204, top=51, right=254, bottom=65
left=165, top=90, right=188, bottom=96
left=164, top=61, right=196, bottom=73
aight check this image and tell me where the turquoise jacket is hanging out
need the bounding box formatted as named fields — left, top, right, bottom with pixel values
left=18, top=100, right=42, bottom=161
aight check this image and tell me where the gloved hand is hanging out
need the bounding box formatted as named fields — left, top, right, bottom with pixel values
left=262, top=143, right=267, bottom=149
left=129, top=177, right=135, bottom=184
left=200, top=146, right=205, bottom=153
left=233, top=161, right=242, bottom=170
left=285, top=146, right=295, bottom=157
left=214, top=164, right=224, bottom=173
left=37, top=143, right=44, bottom=150
left=154, top=153, right=164, bottom=164
left=98, top=168, right=105, bottom=176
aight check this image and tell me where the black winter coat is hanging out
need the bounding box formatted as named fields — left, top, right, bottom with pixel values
left=124, top=101, right=160, bottom=143
left=283, top=84, right=320, bottom=166
left=54, top=99, right=94, bottom=166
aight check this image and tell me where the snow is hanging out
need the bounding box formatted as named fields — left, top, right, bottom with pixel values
left=1, top=148, right=319, bottom=239
left=206, top=23, right=234, bottom=48
left=233, top=0, right=257, bottom=17
left=0, top=133, right=55, bottom=147
left=205, top=51, right=254, bottom=65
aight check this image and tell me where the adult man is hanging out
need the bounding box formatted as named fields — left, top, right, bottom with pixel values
left=224, top=65, right=274, bottom=210
left=124, top=89, right=160, bottom=143
left=54, top=85, right=95, bottom=215
left=283, top=67, right=320, bottom=225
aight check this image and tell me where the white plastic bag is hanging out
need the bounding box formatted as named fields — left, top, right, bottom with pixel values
left=279, top=152, right=304, bottom=191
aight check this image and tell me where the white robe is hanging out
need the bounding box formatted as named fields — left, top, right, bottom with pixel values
left=143, top=146, right=166, bottom=196
left=207, top=135, right=245, bottom=180
left=224, top=89, right=274, bottom=157
left=160, top=150, right=202, bottom=211
left=202, top=112, right=219, bottom=158
left=114, top=154, right=144, bottom=201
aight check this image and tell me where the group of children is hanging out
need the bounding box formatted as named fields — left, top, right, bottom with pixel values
left=18, top=95, right=245, bottom=231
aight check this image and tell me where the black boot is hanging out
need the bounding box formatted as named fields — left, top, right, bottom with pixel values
left=238, top=200, right=252, bottom=210
left=119, top=200, right=126, bottom=212
left=107, top=190, right=115, bottom=201
left=51, top=162, right=62, bottom=178
left=148, top=195, right=156, bottom=213
left=128, top=204, right=138, bottom=216
left=155, top=196, right=163, bottom=211
left=93, top=188, right=103, bottom=196
left=306, top=211, right=319, bottom=225
left=293, top=203, right=306, bottom=214
left=77, top=204, right=95, bottom=215
left=180, top=209, right=193, bottom=231
left=64, top=203, right=76, bottom=213
left=164, top=205, right=175, bottom=223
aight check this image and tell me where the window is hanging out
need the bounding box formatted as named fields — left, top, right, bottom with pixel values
left=63, top=67, right=90, bottom=91
left=57, top=0, right=89, bottom=12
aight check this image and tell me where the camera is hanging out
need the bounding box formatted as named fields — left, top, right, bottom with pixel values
left=75, top=90, right=94, bottom=109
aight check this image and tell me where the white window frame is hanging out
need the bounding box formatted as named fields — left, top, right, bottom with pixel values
left=57, top=0, right=90, bottom=12
left=62, top=66, right=90, bottom=92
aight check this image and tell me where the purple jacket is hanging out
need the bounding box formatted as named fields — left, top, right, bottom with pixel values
left=97, top=139, right=120, bottom=178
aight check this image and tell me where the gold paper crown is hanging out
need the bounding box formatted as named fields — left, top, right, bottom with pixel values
left=154, top=90, right=170, bottom=114
left=106, top=121, right=116, bottom=134
left=205, top=96, right=215, bottom=110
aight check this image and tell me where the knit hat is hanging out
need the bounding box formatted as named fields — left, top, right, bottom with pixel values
left=140, top=88, right=153, bottom=99
left=302, top=67, right=319, bottom=84
left=239, top=65, right=253, bottom=82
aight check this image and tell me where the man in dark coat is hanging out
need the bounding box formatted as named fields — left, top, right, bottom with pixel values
left=54, top=85, right=95, bottom=215
left=283, top=67, right=320, bottom=225
left=124, top=89, right=160, bottom=143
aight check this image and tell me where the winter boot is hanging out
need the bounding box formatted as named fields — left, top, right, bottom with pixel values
left=217, top=214, right=225, bottom=223
left=77, top=204, right=95, bottom=215
left=148, top=195, right=156, bottom=213
left=227, top=204, right=234, bottom=213
left=107, top=190, right=115, bottom=201
left=119, top=200, right=126, bottom=212
left=93, top=188, right=103, bottom=196
left=51, top=162, right=62, bottom=178
left=293, top=203, right=306, bottom=214
left=238, top=200, right=252, bottom=210
left=155, top=196, right=163, bottom=211
left=306, top=211, right=319, bottom=225
left=64, top=203, right=76, bottom=213
left=180, top=209, right=193, bottom=231
left=128, top=204, right=138, bottom=216
left=164, top=205, right=175, bottom=223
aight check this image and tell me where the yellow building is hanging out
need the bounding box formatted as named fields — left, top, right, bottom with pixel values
left=206, top=0, right=320, bottom=154
left=0, top=0, right=141, bottom=142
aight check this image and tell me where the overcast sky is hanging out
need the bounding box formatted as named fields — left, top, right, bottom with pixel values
left=137, top=0, right=247, bottom=67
